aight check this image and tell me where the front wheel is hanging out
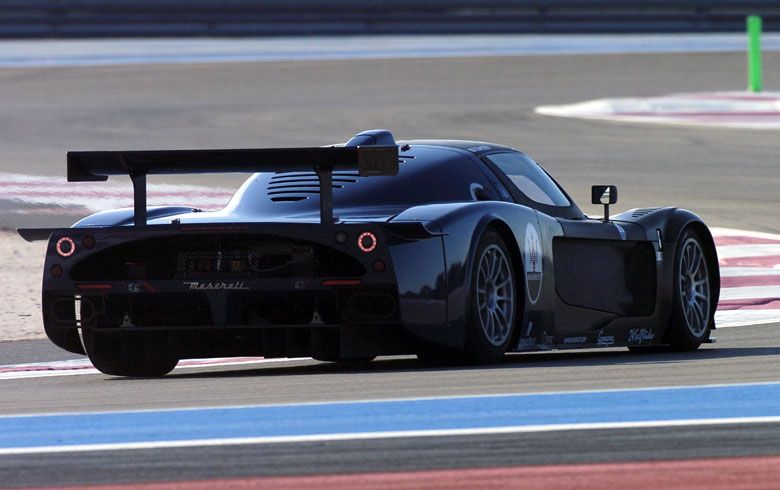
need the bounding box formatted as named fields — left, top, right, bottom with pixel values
left=82, top=329, right=179, bottom=378
left=665, top=229, right=715, bottom=351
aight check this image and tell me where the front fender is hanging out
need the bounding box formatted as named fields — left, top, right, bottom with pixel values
left=614, top=207, right=720, bottom=330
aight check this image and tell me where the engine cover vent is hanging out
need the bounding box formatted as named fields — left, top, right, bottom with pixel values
left=267, top=171, right=359, bottom=202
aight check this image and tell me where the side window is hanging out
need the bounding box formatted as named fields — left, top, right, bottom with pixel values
left=485, top=152, right=570, bottom=207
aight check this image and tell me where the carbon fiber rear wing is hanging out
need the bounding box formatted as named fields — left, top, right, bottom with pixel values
left=66, top=145, right=399, bottom=226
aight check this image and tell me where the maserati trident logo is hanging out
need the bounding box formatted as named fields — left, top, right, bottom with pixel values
left=183, top=281, right=250, bottom=291
left=524, top=222, right=543, bottom=304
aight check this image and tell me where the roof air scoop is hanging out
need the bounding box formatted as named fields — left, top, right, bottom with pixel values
left=345, top=129, right=396, bottom=147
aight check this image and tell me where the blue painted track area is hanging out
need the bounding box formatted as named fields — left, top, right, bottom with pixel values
left=1, top=382, right=780, bottom=453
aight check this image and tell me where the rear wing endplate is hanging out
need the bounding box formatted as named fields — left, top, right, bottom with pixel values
left=66, top=145, right=399, bottom=226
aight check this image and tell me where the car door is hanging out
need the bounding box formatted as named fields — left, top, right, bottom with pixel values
left=481, top=152, right=656, bottom=333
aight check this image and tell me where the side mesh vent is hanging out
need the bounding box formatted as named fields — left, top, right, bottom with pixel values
left=632, top=208, right=662, bottom=217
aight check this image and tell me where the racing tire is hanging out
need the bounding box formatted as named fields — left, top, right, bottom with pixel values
left=464, top=229, right=517, bottom=364
left=82, top=329, right=179, bottom=378
left=664, top=228, right=714, bottom=351
left=631, top=229, right=714, bottom=354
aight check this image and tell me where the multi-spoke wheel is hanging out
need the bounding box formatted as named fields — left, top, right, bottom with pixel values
left=666, top=229, right=714, bottom=351
left=465, top=229, right=517, bottom=364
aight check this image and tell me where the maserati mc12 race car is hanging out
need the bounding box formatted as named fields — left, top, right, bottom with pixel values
left=19, top=129, right=720, bottom=376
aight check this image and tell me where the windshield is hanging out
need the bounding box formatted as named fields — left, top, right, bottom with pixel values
left=486, top=152, right=571, bottom=207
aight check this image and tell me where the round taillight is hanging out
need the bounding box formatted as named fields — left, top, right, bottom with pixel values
left=357, top=232, right=377, bottom=253
left=82, top=236, right=96, bottom=249
left=372, top=260, right=386, bottom=272
left=56, top=237, right=76, bottom=257
left=50, top=264, right=63, bottom=278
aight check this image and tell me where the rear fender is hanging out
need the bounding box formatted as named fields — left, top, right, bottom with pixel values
left=393, top=201, right=536, bottom=348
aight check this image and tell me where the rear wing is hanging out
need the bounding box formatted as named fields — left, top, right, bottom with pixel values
left=66, top=145, right=399, bottom=226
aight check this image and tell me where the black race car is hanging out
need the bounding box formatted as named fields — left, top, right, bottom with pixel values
left=20, top=129, right=720, bottom=377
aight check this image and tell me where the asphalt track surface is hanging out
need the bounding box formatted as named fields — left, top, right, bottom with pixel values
left=1, top=51, right=779, bottom=231
left=1, top=51, right=780, bottom=487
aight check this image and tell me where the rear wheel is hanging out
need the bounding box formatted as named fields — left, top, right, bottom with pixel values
left=82, top=329, right=178, bottom=378
left=466, top=230, right=517, bottom=364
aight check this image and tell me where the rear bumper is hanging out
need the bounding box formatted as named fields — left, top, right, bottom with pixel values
left=40, top=222, right=444, bottom=357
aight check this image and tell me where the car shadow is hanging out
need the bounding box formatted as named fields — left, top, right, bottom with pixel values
left=156, top=345, right=780, bottom=381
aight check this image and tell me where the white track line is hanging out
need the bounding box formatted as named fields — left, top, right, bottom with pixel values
left=716, top=244, right=780, bottom=260
left=711, top=228, right=780, bottom=240
left=720, top=267, right=780, bottom=278
left=715, top=310, right=780, bottom=328
left=2, top=416, right=780, bottom=455
left=719, top=285, right=780, bottom=301
left=3, top=34, right=780, bottom=69
left=0, top=357, right=306, bottom=381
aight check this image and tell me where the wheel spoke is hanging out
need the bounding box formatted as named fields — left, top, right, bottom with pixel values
left=495, top=307, right=509, bottom=328
left=488, top=310, right=497, bottom=341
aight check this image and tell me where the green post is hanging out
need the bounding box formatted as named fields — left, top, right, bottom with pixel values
left=747, top=15, right=763, bottom=92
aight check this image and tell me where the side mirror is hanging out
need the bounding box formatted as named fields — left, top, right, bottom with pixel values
left=591, top=185, right=618, bottom=205
left=591, top=185, right=618, bottom=222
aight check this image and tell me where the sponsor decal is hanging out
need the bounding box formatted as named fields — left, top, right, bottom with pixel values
left=517, top=322, right=537, bottom=348
left=183, top=281, right=250, bottom=291
left=628, top=328, right=656, bottom=344
left=524, top=222, right=543, bottom=305
left=597, top=331, right=615, bottom=347
left=467, top=145, right=492, bottom=153
left=517, top=337, right=536, bottom=348
left=540, top=333, right=555, bottom=346
left=120, top=311, right=134, bottom=328
left=128, top=282, right=142, bottom=293
left=563, top=336, right=587, bottom=344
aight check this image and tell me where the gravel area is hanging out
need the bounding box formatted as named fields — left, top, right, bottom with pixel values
left=0, top=230, right=46, bottom=341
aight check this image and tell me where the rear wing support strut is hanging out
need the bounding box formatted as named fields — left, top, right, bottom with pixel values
left=316, top=167, right=334, bottom=225
left=66, top=145, right=399, bottom=226
left=131, top=173, right=147, bottom=227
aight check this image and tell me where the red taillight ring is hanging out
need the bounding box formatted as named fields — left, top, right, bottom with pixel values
left=357, top=231, right=377, bottom=253
left=56, top=237, right=76, bottom=257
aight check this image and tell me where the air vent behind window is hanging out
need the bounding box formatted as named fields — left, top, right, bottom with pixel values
left=267, top=171, right=359, bottom=202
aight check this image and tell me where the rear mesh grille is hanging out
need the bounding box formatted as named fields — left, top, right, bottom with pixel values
left=70, top=234, right=365, bottom=281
